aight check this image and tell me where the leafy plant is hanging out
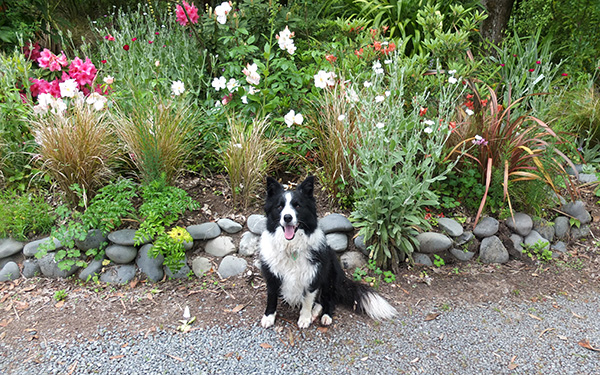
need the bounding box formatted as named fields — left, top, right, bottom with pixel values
left=0, top=190, right=55, bottom=241
left=223, top=116, right=279, bottom=209
left=353, top=259, right=396, bottom=288
left=433, top=254, right=445, bottom=267
left=522, top=239, right=552, bottom=263
left=135, top=177, right=199, bottom=272
left=445, top=83, right=578, bottom=225
left=54, top=289, right=68, bottom=301
left=350, top=55, right=466, bottom=271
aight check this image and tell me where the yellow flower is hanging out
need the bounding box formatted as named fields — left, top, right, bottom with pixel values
left=167, top=226, right=192, bottom=244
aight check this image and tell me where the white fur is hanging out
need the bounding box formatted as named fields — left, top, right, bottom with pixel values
left=280, top=193, right=297, bottom=227
left=361, top=292, right=398, bottom=320
left=261, top=313, right=276, bottom=328
left=259, top=228, right=326, bottom=307
left=321, top=314, right=332, bottom=326
left=298, top=291, right=317, bottom=328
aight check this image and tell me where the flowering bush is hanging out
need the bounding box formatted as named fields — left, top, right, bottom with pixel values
left=350, top=55, right=467, bottom=270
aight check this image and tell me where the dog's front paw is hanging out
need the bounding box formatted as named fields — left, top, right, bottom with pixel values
left=311, top=303, right=323, bottom=322
left=321, top=314, right=332, bottom=326
left=261, top=313, right=276, bottom=328
left=297, top=314, right=312, bottom=329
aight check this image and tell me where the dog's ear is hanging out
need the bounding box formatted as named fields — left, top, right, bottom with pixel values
left=297, top=176, right=315, bottom=198
left=266, top=176, right=283, bottom=197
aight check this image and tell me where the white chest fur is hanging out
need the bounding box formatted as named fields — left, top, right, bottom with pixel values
left=260, top=228, right=325, bottom=307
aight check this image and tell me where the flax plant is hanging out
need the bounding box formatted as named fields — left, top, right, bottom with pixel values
left=32, top=100, right=117, bottom=206
left=113, top=96, right=195, bottom=184
left=224, top=116, right=279, bottom=209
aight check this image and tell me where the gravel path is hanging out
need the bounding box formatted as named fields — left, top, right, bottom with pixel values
left=2, top=293, right=599, bottom=374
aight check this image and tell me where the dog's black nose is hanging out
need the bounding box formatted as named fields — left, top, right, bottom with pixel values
left=283, top=214, right=293, bottom=223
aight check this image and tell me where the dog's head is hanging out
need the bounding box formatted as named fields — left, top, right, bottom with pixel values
left=264, top=176, right=318, bottom=240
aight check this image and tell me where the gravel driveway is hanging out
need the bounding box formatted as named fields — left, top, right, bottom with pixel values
left=2, top=292, right=599, bottom=374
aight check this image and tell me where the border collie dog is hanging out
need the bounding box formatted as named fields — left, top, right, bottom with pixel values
left=259, top=176, right=398, bottom=328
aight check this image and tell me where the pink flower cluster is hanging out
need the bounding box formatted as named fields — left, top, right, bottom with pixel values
left=25, top=44, right=102, bottom=99
left=176, top=1, right=199, bottom=26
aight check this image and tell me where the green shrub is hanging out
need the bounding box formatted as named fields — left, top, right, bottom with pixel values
left=0, top=190, right=55, bottom=240
left=350, top=55, right=466, bottom=271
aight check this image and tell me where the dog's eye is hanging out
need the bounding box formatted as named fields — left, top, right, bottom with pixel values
left=277, top=205, right=283, bottom=211
left=293, top=202, right=300, bottom=209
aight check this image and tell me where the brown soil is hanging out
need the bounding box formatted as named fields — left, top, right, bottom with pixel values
left=1, top=174, right=600, bottom=348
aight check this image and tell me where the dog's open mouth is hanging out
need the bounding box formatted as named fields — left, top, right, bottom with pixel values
left=283, top=224, right=298, bottom=240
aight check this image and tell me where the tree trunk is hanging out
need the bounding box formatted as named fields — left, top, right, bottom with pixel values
left=480, top=0, right=516, bottom=45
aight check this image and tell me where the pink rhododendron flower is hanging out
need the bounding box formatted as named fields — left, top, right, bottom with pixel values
left=37, top=49, right=68, bottom=71
left=29, top=78, right=51, bottom=97
left=69, top=57, right=97, bottom=87
left=176, top=1, right=200, bottom=26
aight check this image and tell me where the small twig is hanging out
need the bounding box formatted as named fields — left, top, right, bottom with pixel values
left=12, top=304, right=20, bottom=321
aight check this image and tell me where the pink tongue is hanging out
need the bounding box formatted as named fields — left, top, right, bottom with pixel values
left=284, top=225, right=295, bottom=240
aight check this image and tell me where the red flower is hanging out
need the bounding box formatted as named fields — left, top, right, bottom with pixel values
left=131, top=37, right=137, bottom=42
left=500, top=63, right=505, bottom=67
left=561, top=73, right=568, bottom=76
left=536, top=60, right=541, bottom=64
left=448, top=121, right=457, bottom=132
left=325, top=54, right=337, bottom=63
left=528, top=68, right=535, bottom=72
left=373, top=41, right=382, bottom=51
left=123, top=44, right=130, bottom=51
left=148, top=40, right=153, bottom=44
left=419, top=107, right=428, bottom=117
left=155, top=32, right=160, bottom=35
left=354, top=48, right=363, bottom=58
left=101, top=59, right=107, bottom=64
left=424, top=213, right=432, bottom=220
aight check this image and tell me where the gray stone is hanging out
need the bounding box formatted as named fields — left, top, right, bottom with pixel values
left=108, top=229, right=149, bottom=246
left=38, top=253, right=79, bottom=278
left=136, top=244, right=164, bottom=282
left=454, top=231, right=474, bottom=246
left=509, top=234, right=524, bottom=253
left=473, top=217, right=499, bottom=238
left=247, top=215, right=267, bottom=235
left=571, top=224, right=590, bottom=240
left=187, top=222, right=221, bottom=240
left=192, top=257, right=213, bottom=277
left=413, top=252, right=433, bottom=266
left=218, top=256, right=248, bottom=278
left=183, top=239, right=194, bottom=251
left=0, top=238, right=24, bottom=258
left=340, top=251, right=366, bottom=270
left=75, top=229, right=108, bottom=251
left=164, top=256, right=190, bottom=279
left=554, top=216, right=570, bottom=240
left=79, top=258, right=104, bottom=281
left=217, top=218, right=243, bottom=234
left=100, top=265, right=137, bottom=284
left=238, top=232, right=260, bottom=257
left=205, top=236, right=236, bottom=257
left=326, top=233, right=348, bottom=252
left=505, top=213, right=533, bottom=237
left=479, top=236, right=509, bottom=264
left=533, top=219, right=555, bottom=242
left=551, top=241, right=568, bottom=258
left=354, top=235, right=367, bottom=255
left=524, top=230, right=550, bottom=252
left=22, top=259, right=40, bottom=278
left=437, top=218, right=463, bottom=237
left=23, top=237, right=62, bottom=257
left=105, top=245, right=138, bottom=264
left=450, top=248, right=475, bottom=262
left=561, top=201, right=591, bottom=225
left=416, top=232, right=453, bottom=254
left=0, top=253, right=22, bottom=269
left=318, top=214, right=354, bottom=234
left=578, top=173, right=598, bottom=183
left=0, top=261, right=20, bottom=281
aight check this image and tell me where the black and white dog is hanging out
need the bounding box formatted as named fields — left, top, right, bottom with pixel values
left=259, top=176, right=397, bottom=328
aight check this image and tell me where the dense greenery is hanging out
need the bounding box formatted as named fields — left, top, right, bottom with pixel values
left=1, top=0, right=599, bottom=270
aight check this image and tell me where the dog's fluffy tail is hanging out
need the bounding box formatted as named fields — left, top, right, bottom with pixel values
left=338, top=277, right=398, bottom=321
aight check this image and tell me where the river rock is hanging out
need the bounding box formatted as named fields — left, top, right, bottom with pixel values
left=505, top=213, right=533, bottom=237
left=326, top=233, right=348, bottom=252
left=413, top=252, right=433, bottom=266
left=239, top=232, right=260, bottom=257
left=437, top=218, right=463, bottom=237
left=416, top=232, right=452, bottom=254
left=247, top=215, right=267, bottom=235
left=479, top=236, right=509, bottom=264
left=561, top=201, right=591, bottom=225
left=187, top=222, right=221, bottom=240
left=22, top=259, right=40, bottom=278
left=105, top=245, right=138, bottom=264
left=205, top=236, right=236, bottom=257
left=38, top=254, right=79, bottom=278
left=319, top=214, right=354, bottom=234
left=136, top=244, right=164, bottom=282
left=554, top=216, right=570, bottom=240
left=79, top=258, right=105, bottom=281
left=0, top=261, right=20, bottom=281
left=23, top=237, right=62, bottom=257
left=217, top=218, right=243, bottom=234
left=473, top=217, right=499, bottom=238
left=192, top=257, right=212, bottom=277
left=218, top=256, right=247, bottom=278
left=75, top=229, right=108, bottom=251
left=100, top=265, right=136, bottom=284
left=0, top=238, right=25, bottom=258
